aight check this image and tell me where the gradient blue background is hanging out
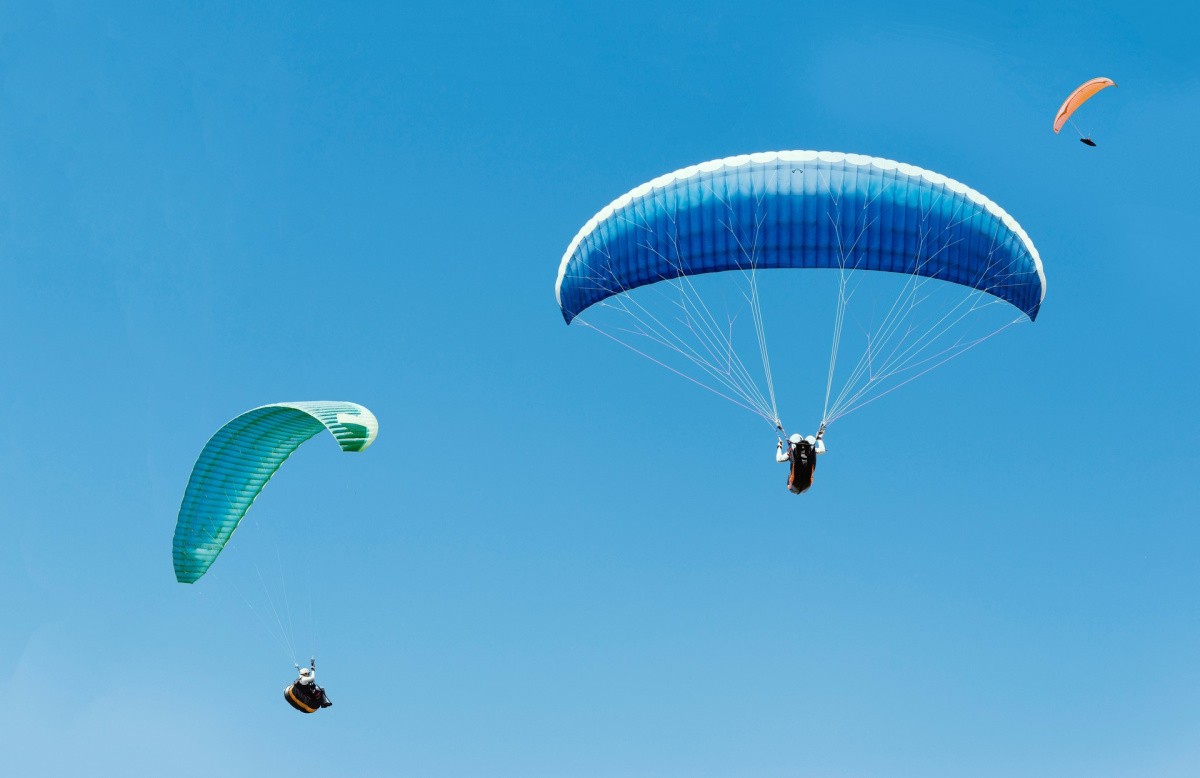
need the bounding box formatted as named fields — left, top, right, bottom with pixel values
left=1, top=1, right=1196, bottom=776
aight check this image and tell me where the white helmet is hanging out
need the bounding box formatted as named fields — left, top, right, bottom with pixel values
left=805, top=435, right=816, bottom=445
left=298, top=667, right=315, bottom=685
left=789, top=433, right=803, bottom=444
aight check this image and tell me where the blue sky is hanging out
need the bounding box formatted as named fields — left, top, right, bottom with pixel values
left=1, top=1, right=1197, bottom=775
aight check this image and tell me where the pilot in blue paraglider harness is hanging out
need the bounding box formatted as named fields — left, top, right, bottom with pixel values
left=284, top=659, right=332, bottom=713
left=776, top=424, right=826, bottom=494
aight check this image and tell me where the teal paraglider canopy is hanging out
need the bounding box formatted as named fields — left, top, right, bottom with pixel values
left=172, top=401, right=378, bottom=584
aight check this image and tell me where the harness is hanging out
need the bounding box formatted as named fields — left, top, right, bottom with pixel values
left=285, top=683, right=319, bottom=713
left=787, top=440, right=817, bottom=494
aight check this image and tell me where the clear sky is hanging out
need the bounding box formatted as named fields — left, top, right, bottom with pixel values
left=1, top=1, right=1197, bottom=776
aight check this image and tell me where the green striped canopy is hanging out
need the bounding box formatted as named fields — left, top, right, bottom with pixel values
left=172, top=401, right=379, bottom=583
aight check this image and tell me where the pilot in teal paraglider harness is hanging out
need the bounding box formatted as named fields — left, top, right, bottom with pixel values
left=285, top=659, right=332, bottom=713
left=776, top=423, right=826, bottom=494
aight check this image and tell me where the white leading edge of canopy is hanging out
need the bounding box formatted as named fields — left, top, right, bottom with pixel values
left=272, top=401, right=380, bottom=450
left=554, top=150, right=1047, bottom=311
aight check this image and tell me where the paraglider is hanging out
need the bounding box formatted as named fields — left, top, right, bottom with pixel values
left=555, top=151, right=1045, bottom=486
left=776, top=428, right=825, bottom=494
left=1053, top=77, right=1116, bottom=146
left=172, top=401, right=377, bottom=710
left=285, top=659, right=333, bottom=713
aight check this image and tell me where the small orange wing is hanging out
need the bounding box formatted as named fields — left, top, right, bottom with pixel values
left=1053, top=77, right=1116, bottom=133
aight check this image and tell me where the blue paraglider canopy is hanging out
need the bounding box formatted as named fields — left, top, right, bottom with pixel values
left=555, top=151, right=1045, bottom=324
left=554, top=151, right=1046, bottom=431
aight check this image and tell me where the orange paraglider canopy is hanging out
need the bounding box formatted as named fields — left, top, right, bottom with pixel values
left=1053, top=77, right=1116, bottom=133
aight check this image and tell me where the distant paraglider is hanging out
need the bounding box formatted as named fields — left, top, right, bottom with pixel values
left=1054, top=77, right=1116, bottom=146
left=172, top=401, right=376, bottom=713
left=285, top=659, right=333, bottom=713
